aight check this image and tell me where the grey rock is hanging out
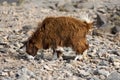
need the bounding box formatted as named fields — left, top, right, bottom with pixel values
left=77, top=2, right=94, bottom=9
left=95, top=13, right=107, bottom=28
left=56, top=0, right=72, bottom=8
left=39, top=1, right=57, bottom=10
left=15, top=67, right=37, bottom=80
left=0, top=71, right=9, bottom=76
left=118, top=69, right=120, bottom=73
left=94, top=69, right=110, bottom=77
left=104, top=3, right=116, bottom=10
left=107, top=71, right=120, bottom=80
left=43, top=64, right=53, bottom=71
left=108, top=56, right=120, bottom=64
left=57, top=4, right=75, bottom=12
left=97, top=8, right=107, bottom=14
left=79, top=70, right=90, bottom=77
left=0, top=0, right=23, bottom=4
left=96, top=49, right=109, bottom=59
left=0, top=48, right=8, bottom=53
left=88, top=76, right=100, bottom=80
left=14, top=42, right=23, bottom=48
left=111, top=26, right=120, bottom=34
left=0, top=77, right=12, bottom=80
left=99, top=75, right=106, bottom=80
left=22, top=25, right=32, bottom=32
left=99, top=60, right=109, bottom=66
left=111, top=50, right=120, bottom=56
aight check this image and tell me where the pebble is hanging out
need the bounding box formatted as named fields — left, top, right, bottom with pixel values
left=99, top=60, right=109, bottom=66
left=99, top=75, right=106, bottom=80
left=0, top=48, right=8, bottom=53
left=88, top=76, right=100, bottom=80
left=79, top=70, right=90, bottom=77
left=0, top=71, right=9, bottom=76
left=113, top=62, right=120, bottom=68
left=111, top=50, right=120, bottom=56
left=43, top=65, right=53, bottom=71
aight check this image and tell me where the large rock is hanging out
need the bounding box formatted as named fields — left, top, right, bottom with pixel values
left=0, top=0, right=25, bottom=5
left=95, top=13, right=107, bottom=28
left=107, top=71, right=120, bottom=80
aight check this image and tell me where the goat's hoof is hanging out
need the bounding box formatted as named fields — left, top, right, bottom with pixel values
left=74, top=55, right=83, bottom=61
left=58, top=57, right=63, bottom=61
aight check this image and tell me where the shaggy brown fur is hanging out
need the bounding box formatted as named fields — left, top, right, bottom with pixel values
left=25, top=16, right=93, bottom=58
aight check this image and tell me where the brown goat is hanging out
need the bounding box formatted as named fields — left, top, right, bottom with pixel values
left=25, top=16, right=93, bottom=60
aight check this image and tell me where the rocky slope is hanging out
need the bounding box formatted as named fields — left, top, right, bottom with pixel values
left=0, top=0, right=120, bottom=80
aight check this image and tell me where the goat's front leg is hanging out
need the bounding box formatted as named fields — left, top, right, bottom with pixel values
left=52, top=47, right=64, bottom=60
left=74, top=50, right=88, bottom=61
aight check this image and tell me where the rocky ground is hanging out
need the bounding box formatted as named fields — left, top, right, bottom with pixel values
left=0, top=0, right=120, bottom=80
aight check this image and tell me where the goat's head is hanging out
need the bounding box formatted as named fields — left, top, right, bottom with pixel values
left=25, top=39, right=38, bottom=56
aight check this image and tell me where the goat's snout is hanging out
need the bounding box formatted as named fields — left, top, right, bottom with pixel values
left=25, top=41, right=38, bottom=56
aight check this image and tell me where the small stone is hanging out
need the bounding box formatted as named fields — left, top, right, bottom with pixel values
left=99, top=60, right=109, bottom=66
left=11, top=2, right=17, bottom=6
left=2, top=1, right=8, bottom=6
left=15, top=67, right=36, bottom=80
left=0, top=71, right=8, bottom=76
left=27, top=70, right=36, bottom=78
left=111, top=50, right=120, bottom=56
left=0, top=48, right=7, bottom=53
left=22, top=25, right=32, bottom=32
left=36, top=77, right=42, bottom=80
left=108, top=56, right=120, bottom=65
left=95, top=13, right=106, bottom=28
left=88, top=76, right=100, bottom=80
left=14, top=42, right=23, bottom=48
left=0, top=77, right=12, bottom=80
left=30, top=78, right=36, bottom=80
left=97, top=50, right=109, bottom=59
left=99, top=75, right=106, bottom=80
left=43, top=65, right=53, bottom=71
left=79, top=70, right=90, bottom=77
left=8, top=71, right=14, bottom=77
left=113, top=62, right=120, bottom=68
left=108, top=57, right=114, bottom=63
left=94, top=69, right=110, bottom=77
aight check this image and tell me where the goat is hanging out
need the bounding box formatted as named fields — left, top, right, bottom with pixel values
left=25, top=14, right=93, bottom=60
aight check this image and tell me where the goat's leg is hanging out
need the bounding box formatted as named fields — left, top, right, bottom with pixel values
left=52, top=47, right=64, bottom=60
left=52, top=49, right=58, bottom=60
left=56, top=50, right=63, bottom=60
left=75, top=50, right=88, bottom=61
left=72, top=39, right=89, bottom=61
